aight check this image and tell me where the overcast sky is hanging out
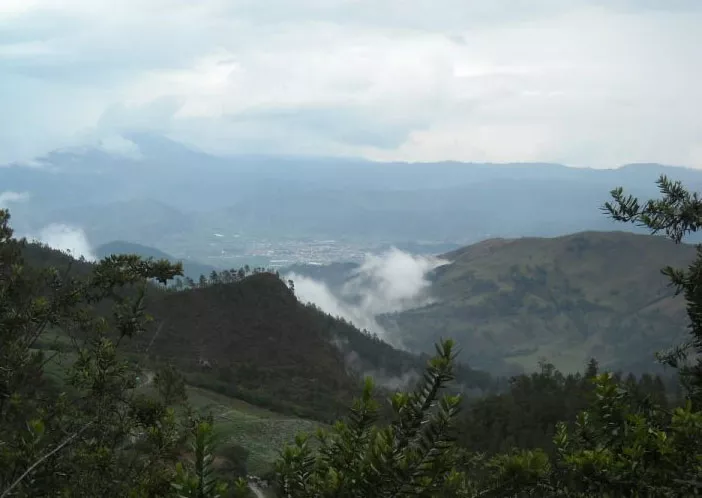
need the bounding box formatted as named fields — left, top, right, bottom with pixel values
left=1, top=0, right=701, bottom=167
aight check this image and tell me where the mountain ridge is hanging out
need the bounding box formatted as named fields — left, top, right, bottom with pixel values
left=384, top=230, right=694, bottom=375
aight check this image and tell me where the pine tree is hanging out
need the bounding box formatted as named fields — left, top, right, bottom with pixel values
left=171, top=418, right=230, bottom=498
left=584, top=358, right=599, bottom=379
left=604, top=175, right=702, bottom=406
left=209, top=271, right=220, bottom=286
left=275, top=340, right=463, bottom=497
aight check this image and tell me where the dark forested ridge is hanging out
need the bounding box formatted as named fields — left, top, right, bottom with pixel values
left=144, top=273, right=358, bottom=420
left=141, top=271, right=493, bottom=421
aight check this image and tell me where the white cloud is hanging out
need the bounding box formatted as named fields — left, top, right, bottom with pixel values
left=0, top=191, right=30, bottom=208
left=97, top=135, right=143, bottom=160
left=289, top=248, right=446, bottom=348
left=344, top=248, right=445, bottom=316
left=35, top=223, right=97, bottom=261
left=291, top=275, right=367, bottom=327
left=1, top=1, right=701, bottom=167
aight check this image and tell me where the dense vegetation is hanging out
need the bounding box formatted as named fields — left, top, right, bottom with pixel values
left=2, top=174, right=702, bottom=496
left=456, top=359, right=673, bottom=457
left=0, top=208, right=189, bottom=497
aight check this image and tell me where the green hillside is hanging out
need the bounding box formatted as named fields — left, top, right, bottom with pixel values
left=185, top=385, right=322, bottom=476
left=142, top=274, right=359, bottom=421
left=385, top=231, right=695, bottom=374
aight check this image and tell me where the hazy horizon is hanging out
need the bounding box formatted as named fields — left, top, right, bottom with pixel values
left=3, top=131, right=697, bottom=171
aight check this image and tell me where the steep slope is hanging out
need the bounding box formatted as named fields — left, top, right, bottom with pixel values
left=143, top=274, right=354, bottom=418
left=384, top=231, right=695, bottom=375
left=137, top=273, right=491, bottom=420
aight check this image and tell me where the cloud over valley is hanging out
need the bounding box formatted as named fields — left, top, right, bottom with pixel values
left=288, top=248, right=447, bottom=348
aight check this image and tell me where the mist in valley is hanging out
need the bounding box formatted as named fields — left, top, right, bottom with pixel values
left=288, top=248, right=448, bottom=350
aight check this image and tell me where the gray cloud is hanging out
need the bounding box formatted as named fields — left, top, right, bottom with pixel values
left=1, top=1, right=701, bottom=167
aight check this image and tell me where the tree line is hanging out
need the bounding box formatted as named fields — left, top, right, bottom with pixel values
left=168, top=266, right=283, bottom=291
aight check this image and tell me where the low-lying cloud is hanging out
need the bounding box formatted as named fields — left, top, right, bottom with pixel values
left=333, top=336, right=420, bottom=391
left=345, top=248, right=445, bottom=315
left=97, top=134, right=143, bottom=160
left=0, top=195, right=95, bottom=262
left=34, top=223, right=97, bottom=262
left=289, top=248, right=447, bottom=348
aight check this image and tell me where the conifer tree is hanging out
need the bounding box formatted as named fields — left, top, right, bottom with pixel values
left=275, top=340, right=463, bottom=497
left=604, top=175, right=702, bottom=405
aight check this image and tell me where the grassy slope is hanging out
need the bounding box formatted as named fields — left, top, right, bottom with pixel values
left=388, top=231, right=695, bottom=374
left=186, top=386, right=322, bottom=475
left=38, top=338, right=319, bottom=477
left=43, top=353, right=318, bottom=476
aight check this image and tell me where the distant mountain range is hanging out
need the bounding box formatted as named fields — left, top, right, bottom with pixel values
left=5, top=133, right=702, bottom=263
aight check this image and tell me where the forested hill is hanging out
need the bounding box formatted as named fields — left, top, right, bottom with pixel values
left=141, top=272, right=492, bottom=420
left=143, top=273, right=357, bottom=419
left=21, top=240, right=492, bottom=421
left=386, top=230, right=695, bottom=375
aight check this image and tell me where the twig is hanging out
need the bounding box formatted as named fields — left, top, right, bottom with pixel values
left=1, top=420, right=94, bottom=498
left=146, top=320, right=165, bottom=354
